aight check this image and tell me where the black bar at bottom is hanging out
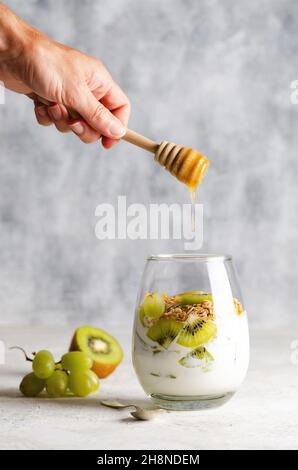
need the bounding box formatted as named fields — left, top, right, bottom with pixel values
left=0, top=449, right=293, bottom=464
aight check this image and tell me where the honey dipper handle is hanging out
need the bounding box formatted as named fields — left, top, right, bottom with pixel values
left=122, top=129, right=158, bottom=154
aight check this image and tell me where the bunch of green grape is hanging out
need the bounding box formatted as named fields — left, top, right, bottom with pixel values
left=19, top=350, right=99, bottom=398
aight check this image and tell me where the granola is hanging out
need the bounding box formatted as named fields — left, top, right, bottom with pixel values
left=162, top=297, right=215, bottom=322
left=233, top=297, right=244, bottom=315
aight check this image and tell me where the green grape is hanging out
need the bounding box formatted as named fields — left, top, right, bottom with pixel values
left=68, top=370, right=99, bottom=397
left=142, top=293, right=165, bottom=320
left=19, top=372, right=45, bottom=397
left=32, top=350, right=55, bottom=379
left=61, top=351, right=93, bottom=373
left=46, top=370, right=68, bottom=397
left=89, top=370, right=100, bottom=392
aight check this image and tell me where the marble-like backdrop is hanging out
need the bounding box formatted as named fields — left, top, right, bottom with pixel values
left=0, top=0, right=297, bottom=326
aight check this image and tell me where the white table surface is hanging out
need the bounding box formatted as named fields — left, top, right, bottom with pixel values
left=0, top=325, right=297, bottom=450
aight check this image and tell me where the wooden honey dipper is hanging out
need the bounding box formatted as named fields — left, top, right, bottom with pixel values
left=123, top=129, right=209, bottom=190
left=35, top=96, right=209, bottom=190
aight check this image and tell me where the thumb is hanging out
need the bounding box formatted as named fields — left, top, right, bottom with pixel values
left=73, top=88, right=126, bottom=139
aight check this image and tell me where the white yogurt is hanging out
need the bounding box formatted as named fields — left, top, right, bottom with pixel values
left=133, top=312, right=249, bottom=398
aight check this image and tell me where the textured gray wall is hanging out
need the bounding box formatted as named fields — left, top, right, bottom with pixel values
left=0, top=0, right=297, bottom=327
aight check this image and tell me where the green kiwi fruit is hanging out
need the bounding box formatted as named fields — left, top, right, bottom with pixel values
left=69, top=326, right=123, bottom=379
left=173, top=292, right=212, bottom=305
left=147, top=318, right=183, bottom=349
left=179, top=346, right=214, bottom=370
left=177, top=313, right=217, bottom=347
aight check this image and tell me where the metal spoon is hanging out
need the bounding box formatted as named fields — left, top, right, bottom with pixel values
left=100, top=399, right=165, bottom=421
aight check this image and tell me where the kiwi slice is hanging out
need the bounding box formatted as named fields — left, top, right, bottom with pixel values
left=147, top=318, right=183, bottom=349
left=179, top=346, right=214, bottom=370
left=69, top=326, right=123, bottom=379
left=177, top=313, right=217, bottom=347
left=173, top=292, right=212, bottom=305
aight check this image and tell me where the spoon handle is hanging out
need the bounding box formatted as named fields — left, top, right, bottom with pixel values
left=100, top=400, right=136, bottom=410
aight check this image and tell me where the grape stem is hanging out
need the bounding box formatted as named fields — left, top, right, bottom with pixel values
left=9, top=346, right=34, bottom=362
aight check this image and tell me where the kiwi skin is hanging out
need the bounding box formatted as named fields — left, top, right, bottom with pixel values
left=69, top=329, right=123, bottom=379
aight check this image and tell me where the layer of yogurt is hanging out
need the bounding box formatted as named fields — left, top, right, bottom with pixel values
left=133, top=312, right=249, bottom=397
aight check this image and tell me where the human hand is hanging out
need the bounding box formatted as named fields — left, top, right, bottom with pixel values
left=0, top=4, right=130, bottom=147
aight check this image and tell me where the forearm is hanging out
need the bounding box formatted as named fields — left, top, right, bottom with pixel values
left=0, top=4, right=22, bottom=58
left=0, top=4, right=34, bottom=80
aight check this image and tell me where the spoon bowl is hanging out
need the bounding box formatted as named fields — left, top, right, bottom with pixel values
left=100, top=399, right=165, bottom=421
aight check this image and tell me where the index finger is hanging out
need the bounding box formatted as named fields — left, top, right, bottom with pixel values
left=100, top=81, right=130, bottom=148
left=99, top=80, right=131, bottom=127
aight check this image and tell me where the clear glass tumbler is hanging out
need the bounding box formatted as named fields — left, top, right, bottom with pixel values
left=132, top=254, right=249, bottom=410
